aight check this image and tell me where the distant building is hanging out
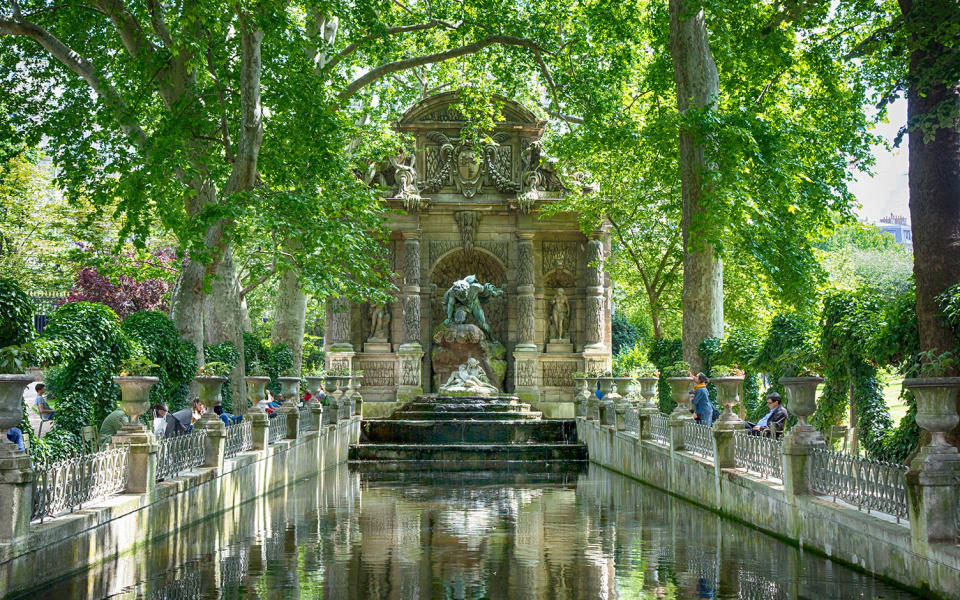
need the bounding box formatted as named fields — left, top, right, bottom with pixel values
left=877, top=213, right=913, bottom=251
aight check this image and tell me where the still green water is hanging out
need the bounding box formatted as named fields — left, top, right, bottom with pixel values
left=23, top=465, right=921, bottom=599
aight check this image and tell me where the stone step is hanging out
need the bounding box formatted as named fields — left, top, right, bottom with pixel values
left=396, top=401, right=535, bottom=413
left=392, top=410, right=541, bottom=421
left=352, top=464, right=586, bottom=486
left=360, top=419, right=577, bottom=445
left=348, top=443, right=588, bottom=462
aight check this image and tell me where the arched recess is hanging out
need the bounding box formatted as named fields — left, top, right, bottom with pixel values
left=429, top=249, right=508, bottom=342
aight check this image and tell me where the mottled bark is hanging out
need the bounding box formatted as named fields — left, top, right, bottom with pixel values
left=271, top=267, right=307, bottom=373
left=669, top=0, right=724, bottom=372
left=169, top=258, right=206, bottom=366
left=203, top=248, right=246, bottom=409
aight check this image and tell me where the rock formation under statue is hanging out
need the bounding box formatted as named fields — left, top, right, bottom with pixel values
left=438, top=358, right=500, bottom=396
left=431, top=321, right=506, bottom=392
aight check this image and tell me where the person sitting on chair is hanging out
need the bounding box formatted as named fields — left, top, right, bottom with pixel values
left=743, top=392, right=787, bottom=437
left=35, top=384, right=55, bottom=421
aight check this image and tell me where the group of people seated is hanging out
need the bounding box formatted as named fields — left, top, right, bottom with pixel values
left=689, top=372, right=788, bottom=436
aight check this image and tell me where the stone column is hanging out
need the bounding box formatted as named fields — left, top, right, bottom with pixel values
left=513, top=232, right=540, bottom=403
left=112, top=423, right=159, bottom=494
left=280, top=405, right=299, bottom=439
left=397, top=231, right=424, bottom=402
left=326, top=296, right=354, bottom=373
left=0, top=443, right=33, bottom=543
left=582, top=232, right=610, bottom=376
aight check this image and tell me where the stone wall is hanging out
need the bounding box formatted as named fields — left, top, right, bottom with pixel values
left=0, top=418, right=360, bottom=598
left=577, top=418, right=960, bottom=599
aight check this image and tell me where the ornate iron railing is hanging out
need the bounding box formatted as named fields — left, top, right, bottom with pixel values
left=808, top=447, right=909, bottom=522
left=31, top=446, right=129, bottom=522
left=224, top=420, right=252, bottom=458
left=298, top=406, right=312, bottom=433
left=156, top=429, right=206, bottom=481
left=683, top=421, right=714, bottom=459
left=269, top=414, right=287, bottom=444
left=734, top=431, right=783, bottom=481
left=623, top=405, right=640, bottom=437
left=650, top=413, right=669, bottom=445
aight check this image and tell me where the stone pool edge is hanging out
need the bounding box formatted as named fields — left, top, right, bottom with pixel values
left=0, top=417, right=360, bottom=599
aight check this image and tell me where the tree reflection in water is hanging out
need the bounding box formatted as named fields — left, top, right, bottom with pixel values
left=22, top=465, right=921, bottom=600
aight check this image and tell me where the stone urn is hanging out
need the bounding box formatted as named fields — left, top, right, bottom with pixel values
left=0, top=374, right=34, bottom=445
left=112, top=376, right=159, bottom=428
left=598, top=376, right=615, bottom=397
left=304, top=376, right=325, bottom=404
left=245, top=376, right=270, bottom=412
left=277, top=376, right=301, bottom=405
left=194, top=376, right=227, bottom=415
left=903, top=378, right=960, bottom=453
left=636, top=377, right=660, bottom=413
left=666, top=377, right=693, bottom=420
left=779, top=376, right=825, bottom=446
left=712, top=376, right=746, bottom=431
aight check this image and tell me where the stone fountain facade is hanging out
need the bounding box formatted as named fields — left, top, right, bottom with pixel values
left=324, top=92, right=612, bottom=417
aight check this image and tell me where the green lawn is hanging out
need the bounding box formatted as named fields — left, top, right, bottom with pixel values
left=814, top=379, right=909, bottom=427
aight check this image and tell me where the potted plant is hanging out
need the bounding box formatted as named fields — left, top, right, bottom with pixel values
left=276, top=368, right=301, bottom=405
left=0, top=345, right=37, bottom=448
left=903, top=351, right=960, bottom=454
left=113, top=356, right=160, bottom=426
left=662, top=360, right=692, bottom=418
left=711, top=364, right=746, bottom=427
left=630, top=364, right=660, bottom=411
left=303, top=366, right=326, bottom=403
left=245, top=361, right=271, bottom=410
left=195, top=361, right=229, bottom=413
left=778, top=364, right=824, bottom=443
left=598, top=369, right=615, bottom=396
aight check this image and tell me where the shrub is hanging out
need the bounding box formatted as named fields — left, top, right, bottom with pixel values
left=41, top=302, right=132, bottom=453
left=243, top=332, right=268, bottom=374
left=266, top=344, right=294, bottom=394
left=0, top=277, right=35, bottom=348
left=63, top=267, right=170, bottom=319
left=612, top=343, right=650, bottom=377
left=302, top=333, right=326, bottom=372
left=612, top=312, right=641, bottom=355
left=121, top=310, right=197, bottom=411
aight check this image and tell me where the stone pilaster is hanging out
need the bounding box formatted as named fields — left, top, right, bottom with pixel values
left=280, top=405, right=299, bottom=439
left=513, top=232, right=540, bottom=403
left=326, top=296, right=355, bottom=373
left=583, top=233, right=606, bottom=352
left=398, top=231, right=424, bottom=401
left=112, top=424, right=158, bottom=494
left=0, top=443, right=33, bottom=543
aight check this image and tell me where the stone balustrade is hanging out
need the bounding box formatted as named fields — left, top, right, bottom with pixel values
left=575, top=375, right=960, bottom=599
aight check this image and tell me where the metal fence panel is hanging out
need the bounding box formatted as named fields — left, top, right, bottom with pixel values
left=31, top=446, right=129, bottom=521
left=734, top=431, right=783, bottom=481
left=269, top=415, right=287, bottom=444
left=623, top=406, right=640, bottom=438
left=683, top=421, right=714, bottom=459
left=224, top=420, right=252, bottom=458
left=650, top=413, right=669, bottom=445
left=808, top=447, right=909, bottom=522
left=156, top=429, right=206, bottom=481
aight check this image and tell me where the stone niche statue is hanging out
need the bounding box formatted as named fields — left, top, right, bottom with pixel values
left=442, top=275, right=504, bottom=343
left=439, top=357, right=500, bottom=396
left=550, top=288, right=570, bottom=340
left=364, top=303, right=392, bottom=353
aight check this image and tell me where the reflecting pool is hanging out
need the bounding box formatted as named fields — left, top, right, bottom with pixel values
left=18, top=465, right=921, bottom=599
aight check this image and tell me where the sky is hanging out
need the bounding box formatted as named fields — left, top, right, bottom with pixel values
left=849, top=98, right=910, bottom=223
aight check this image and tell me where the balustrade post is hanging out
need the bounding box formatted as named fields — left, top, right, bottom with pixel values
left=279, top=405, right=299, bottom=440
left=903, top=378, right=960, bottom=545
left=711, top=427, right=736, bottom=469
left=0, top=443, right=33, bottom=543
left=112, top=424, right=158, bottom=494
left=779, top=377, right=827, bottom=497
left=248, top=411, right=269, bottom=450
left=197, top=415, right=226, bottom=468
